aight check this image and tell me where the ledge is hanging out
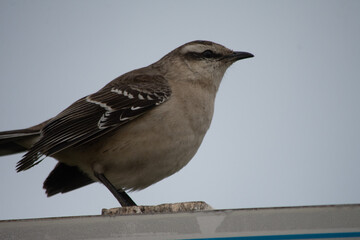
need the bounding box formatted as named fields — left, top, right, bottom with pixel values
left=1, top=203, right=360, bottom=239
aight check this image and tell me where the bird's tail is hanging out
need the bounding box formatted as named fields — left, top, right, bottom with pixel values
left=0, top=120, right=96, bottom=194
left=0, top=120, right=49, bottom=157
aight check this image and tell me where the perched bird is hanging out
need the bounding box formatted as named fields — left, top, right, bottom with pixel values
left=0, top=40, right=253, bottom=206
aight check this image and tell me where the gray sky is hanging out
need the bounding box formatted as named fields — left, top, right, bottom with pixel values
left=0, top=0, right=359, bottom=220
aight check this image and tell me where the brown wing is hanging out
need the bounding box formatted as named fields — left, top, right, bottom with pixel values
left=17, top=74, right=171, bottom=171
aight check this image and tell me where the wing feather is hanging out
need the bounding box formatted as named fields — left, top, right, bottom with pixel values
left=17, top=74, right=171, bottom=171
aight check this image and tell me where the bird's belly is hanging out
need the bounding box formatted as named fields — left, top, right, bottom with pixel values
left=102, top=130, right=201, bottom=191
left=103, top=125, right=202, bottom=190
left=55, top=99, right=211, bottom=191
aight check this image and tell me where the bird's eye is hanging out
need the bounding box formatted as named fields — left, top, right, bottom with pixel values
left=202, top=50, right=215, bottom=58
left=185, top=50, right=221, bottom=60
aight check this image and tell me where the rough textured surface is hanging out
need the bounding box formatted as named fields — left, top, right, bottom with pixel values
left=101, top=201, right=213, bottom=216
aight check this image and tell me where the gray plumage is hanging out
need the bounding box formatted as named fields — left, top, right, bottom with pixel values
left=0, top=40, right=253, bottom=206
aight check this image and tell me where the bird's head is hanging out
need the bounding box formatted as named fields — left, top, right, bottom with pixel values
left=158, top=40, right=253, bottom=91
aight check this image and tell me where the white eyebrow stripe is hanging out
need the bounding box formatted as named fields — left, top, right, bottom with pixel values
left=180, top=43, right=209, bottom=54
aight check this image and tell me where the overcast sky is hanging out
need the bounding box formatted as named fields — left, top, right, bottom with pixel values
left=0, top=0, right=359, bottom=220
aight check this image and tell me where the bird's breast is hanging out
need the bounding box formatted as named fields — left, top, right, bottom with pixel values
left=56, top=82, right=216, bottom=191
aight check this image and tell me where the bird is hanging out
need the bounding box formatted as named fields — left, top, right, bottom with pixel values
left=0, top=40, right=253, bottom=207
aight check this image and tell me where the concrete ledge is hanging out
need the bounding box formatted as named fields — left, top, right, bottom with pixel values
left=102, top=201, right=213, bottom=215
left=1, top=204, right=360, bottom=239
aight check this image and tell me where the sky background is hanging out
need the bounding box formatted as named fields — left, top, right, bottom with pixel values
left=0, top=0, right=359, bottom=220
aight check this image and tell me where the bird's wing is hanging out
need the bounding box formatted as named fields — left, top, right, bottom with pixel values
left=17, top=74, right=172, bottom=171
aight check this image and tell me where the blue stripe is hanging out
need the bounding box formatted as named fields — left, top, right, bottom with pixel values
left=188, top=232, right=360, bottom=240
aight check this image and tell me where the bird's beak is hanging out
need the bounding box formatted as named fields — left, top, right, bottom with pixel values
left=228, top=51, right=254, bottom=61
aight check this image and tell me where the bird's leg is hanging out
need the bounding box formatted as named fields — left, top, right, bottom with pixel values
left=94, top=172, right=137, bottom=207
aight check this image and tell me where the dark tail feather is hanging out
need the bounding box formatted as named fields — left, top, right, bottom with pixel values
left=0, top=129, right=41, bottom=156
left=44, top=162, right=95, bottom=196
left=0, top=120, right=52, bottom=173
